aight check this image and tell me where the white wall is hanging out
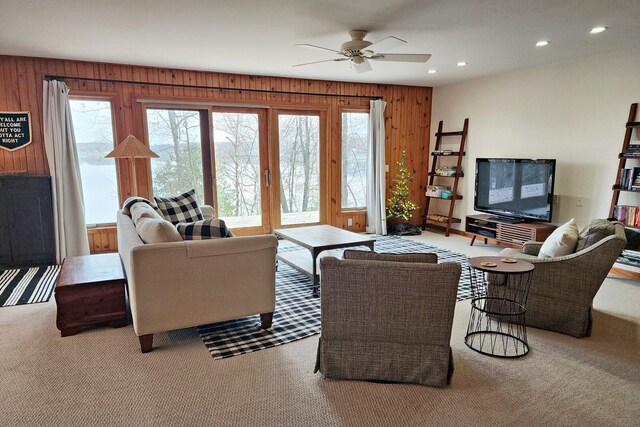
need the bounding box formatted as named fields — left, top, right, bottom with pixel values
left=430, top=47, right=640, bottom=230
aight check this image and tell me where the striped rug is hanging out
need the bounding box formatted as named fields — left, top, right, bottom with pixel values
left=0, top=266, right=60, bottom=307
left=198, top=235, right=480, bottom=360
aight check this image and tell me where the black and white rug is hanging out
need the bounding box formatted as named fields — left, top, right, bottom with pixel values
left=0, top=265, right=60, bottom=307
left=197, top=235, right=479, bottom=360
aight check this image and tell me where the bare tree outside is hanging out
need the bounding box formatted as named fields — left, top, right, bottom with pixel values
left=212, top=112, right=262, bottom=227
left=69, top=99, right=119, bottom=225
left=146, top=109, right=204, bottom=205
left=278, top=114, right=320, bottom=224
left=341, top=112, right=369, bottom=209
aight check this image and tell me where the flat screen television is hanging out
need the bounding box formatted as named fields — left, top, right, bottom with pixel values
left=474, top=158, right=556, bottom=223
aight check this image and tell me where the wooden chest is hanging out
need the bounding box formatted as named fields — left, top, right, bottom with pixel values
left=55, top=253, right=128, bottom=337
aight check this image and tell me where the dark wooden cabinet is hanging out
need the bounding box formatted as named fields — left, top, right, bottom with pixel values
left=0, top=175, right=55, bottom=269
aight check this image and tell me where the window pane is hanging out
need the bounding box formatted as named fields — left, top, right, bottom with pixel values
left=146, top=109, right=204, bottom=205
left=212, top=112, right=261, bottom=228
left=69, top=99, right=119, bottom=225
left=341, top=112, right=369, bottom=209
left=278, top=114, right=320, bottom=225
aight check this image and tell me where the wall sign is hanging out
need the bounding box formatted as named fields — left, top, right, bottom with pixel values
left=0, top=112, right=32, bottom=151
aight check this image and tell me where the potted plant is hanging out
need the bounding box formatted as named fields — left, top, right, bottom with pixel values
left=386, top=148, right=422, bottom=235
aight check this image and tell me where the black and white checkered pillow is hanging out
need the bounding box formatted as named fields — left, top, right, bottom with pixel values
left=175, top=219, right=232, bottom=240
left=154, top=190, right=203, bottom=224
left=121, top=196, right=162, bottom=216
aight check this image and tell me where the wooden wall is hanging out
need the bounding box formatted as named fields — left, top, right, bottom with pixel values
left=0, top=55, right=432, bottom=252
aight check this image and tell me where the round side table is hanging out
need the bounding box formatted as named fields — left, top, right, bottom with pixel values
left=465, top=256, right=535, bottom=358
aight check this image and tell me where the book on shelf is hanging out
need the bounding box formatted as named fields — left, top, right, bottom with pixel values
left=613, top=205, right=640, bottom=227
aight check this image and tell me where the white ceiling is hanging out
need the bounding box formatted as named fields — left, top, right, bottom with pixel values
left=1, top=0, right=639, bottom=87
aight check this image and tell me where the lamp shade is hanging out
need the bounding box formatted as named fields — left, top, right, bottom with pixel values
left=105, top=134, right=159, bottom=159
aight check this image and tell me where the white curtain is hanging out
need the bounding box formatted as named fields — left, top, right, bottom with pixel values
left=43, top=80, right=90, bottom=263
left=366, top=99, right=387, bottom=235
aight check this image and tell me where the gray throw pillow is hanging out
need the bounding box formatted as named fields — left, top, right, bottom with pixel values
left=575, top=219, right=615, bottom=252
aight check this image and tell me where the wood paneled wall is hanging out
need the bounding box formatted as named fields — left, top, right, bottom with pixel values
left=0, top=55, right=431, bottom=249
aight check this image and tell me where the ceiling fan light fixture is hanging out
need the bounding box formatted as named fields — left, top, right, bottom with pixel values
left=590, top=26, right=607, bottom=34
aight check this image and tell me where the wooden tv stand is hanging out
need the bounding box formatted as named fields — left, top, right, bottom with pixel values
left=465, top=214, right=556, bottom=247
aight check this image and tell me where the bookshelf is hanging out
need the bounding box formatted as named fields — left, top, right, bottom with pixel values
left=609, top=103, right=640, bottom=277
left=421, top=119, right=468, bottom=236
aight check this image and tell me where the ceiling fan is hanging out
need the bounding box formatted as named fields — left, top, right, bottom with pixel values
left=293, top=30, right=431, bottom=73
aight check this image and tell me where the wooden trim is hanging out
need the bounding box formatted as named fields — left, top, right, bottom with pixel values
left=610, top=266, right=640, bottom=280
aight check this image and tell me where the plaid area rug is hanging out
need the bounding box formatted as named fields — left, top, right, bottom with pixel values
left=197, top=235, right=479, bottom=360
left=0, top=265, right=60, bottom=307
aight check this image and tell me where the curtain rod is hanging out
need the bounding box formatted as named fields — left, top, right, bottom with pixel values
left=44, top=75, right=383, bottom=100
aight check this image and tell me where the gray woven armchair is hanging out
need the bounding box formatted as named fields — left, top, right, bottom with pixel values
left=490, top=220, right=626, bottom=338
left=315, top=250, right=461, bottom=388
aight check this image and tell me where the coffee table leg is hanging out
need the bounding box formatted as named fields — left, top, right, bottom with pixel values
left=312, top=249, right=320, bottom=297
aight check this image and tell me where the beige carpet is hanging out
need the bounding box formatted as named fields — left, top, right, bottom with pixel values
left=1, top=232, right=639, bottom=426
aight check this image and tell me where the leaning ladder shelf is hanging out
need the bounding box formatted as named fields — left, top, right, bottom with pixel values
left=421, top=118, right=469, bottom=236
left=609, top=103, right=640, bottom=278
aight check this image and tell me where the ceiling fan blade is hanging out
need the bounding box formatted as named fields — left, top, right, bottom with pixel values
left=352, top=58, right=372, bottom=74
left=292, top=58, right=349, bottom=68
left=295, top=43, right=343, bottom=54
left=365, top=36, right=407, bottom=53
left=369, top=53, right=431, bottom=63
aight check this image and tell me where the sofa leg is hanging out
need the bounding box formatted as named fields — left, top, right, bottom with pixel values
left=139, top=334, right=153, bottom=353
left=260, top=312, right=273, bottom=329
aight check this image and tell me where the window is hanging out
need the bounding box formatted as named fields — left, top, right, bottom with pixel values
left=341, top=111, right=369, bottom=209
left=146, top=109, right=205, bottom=205
left=69, top=99, right=119, bottom=225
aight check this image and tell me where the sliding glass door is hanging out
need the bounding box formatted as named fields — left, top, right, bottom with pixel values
left=211, top=110, right=266, bottom=230
left=145, top=105, right=325, bottom=233
left=275, top=111, right=322, bottom=227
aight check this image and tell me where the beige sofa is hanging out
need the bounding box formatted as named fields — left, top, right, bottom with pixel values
left=117, top=206, right=278, bottom=353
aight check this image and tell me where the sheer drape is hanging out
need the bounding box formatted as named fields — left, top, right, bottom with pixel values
left=366, top=99, right=387, bottom=235
left=43, top=80, right=90, bottom=262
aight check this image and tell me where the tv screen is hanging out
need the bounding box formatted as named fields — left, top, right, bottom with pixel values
left=474, top=158, right=556, bottom=222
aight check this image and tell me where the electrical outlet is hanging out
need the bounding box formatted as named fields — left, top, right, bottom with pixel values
left=385, top=164, right=389, bottom=172
left=576, top=195, right=584, bottom=207
left=347, top=218, right=353, bottom=226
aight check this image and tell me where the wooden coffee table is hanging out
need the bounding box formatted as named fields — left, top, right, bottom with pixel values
left=55, top=253, right=128, bottom=337
left=275, top=225, right=375, bottom=296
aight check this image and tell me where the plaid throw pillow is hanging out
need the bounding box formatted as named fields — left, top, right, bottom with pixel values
left=154, top=190, right=203, bottom=224
left=175, top=219, right=232, bottom=240
left=121, top=196, right=162, bottom=216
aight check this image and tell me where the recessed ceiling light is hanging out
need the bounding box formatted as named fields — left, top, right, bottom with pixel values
left=457, top=62, right=467, bottom=67
left=590, top=26, right=607, bottom=34
left=536, top=41, right=550, bottom=47
left=428, top=69, right=437, bottom=74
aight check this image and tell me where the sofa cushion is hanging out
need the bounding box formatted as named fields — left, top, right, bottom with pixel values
left=575, top=219, right=616, bottom=252
left=122, top=196, right=161, bottom=216
left=130, top=202, right=163, bottom=225
left=176, top=219, right=231, bottom=240
left=135, top=217, right=183, bottom=244
left=538, top=218, right=579, bottom=258
left=154, top=189, right=203, bottom=224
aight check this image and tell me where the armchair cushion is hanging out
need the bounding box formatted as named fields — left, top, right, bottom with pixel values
left=538, top=218, right=578, bottom=258
left=575, top=219, right=616, bottom=252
